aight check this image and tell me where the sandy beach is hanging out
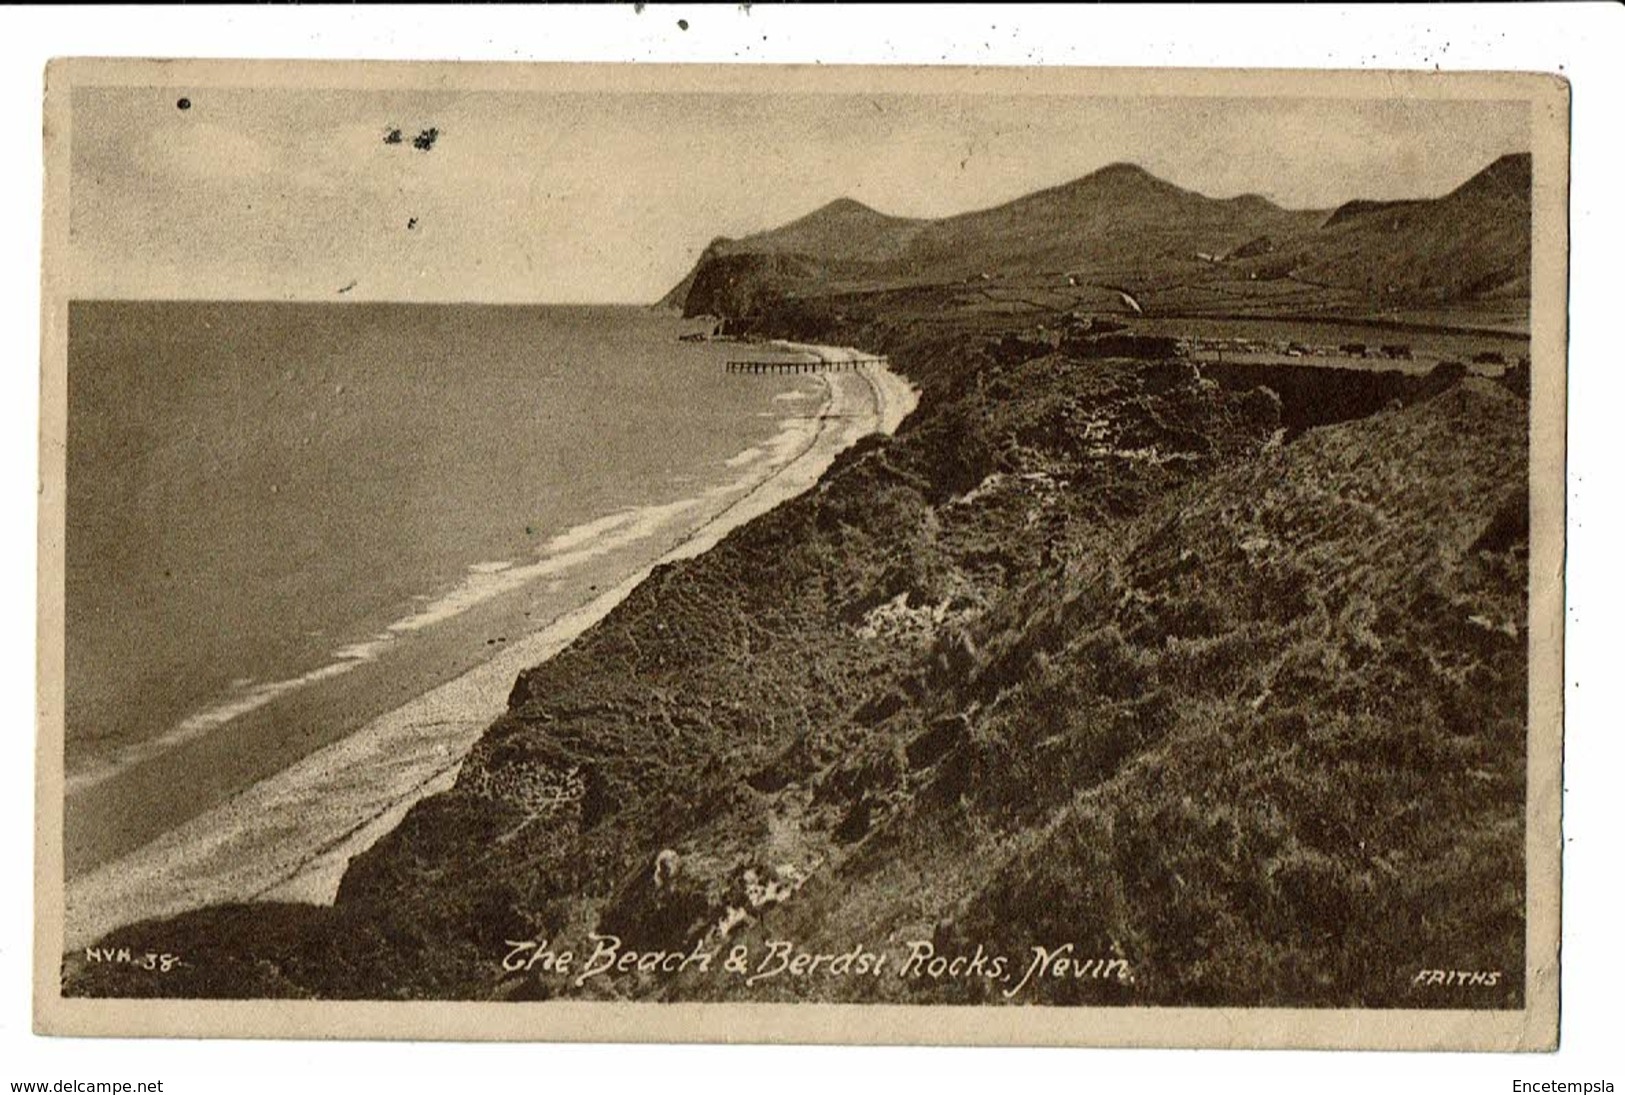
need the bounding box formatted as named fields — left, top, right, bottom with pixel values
left=63, top=343, right=917, bottom=952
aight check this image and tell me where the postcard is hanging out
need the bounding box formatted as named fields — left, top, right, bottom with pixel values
left=36, top=58, right=1566, bottom=1048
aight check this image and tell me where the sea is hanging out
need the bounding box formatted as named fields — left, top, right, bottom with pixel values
left=64, top=302, right=818, bottom=869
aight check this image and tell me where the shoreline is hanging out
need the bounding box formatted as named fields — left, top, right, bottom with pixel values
left=63, top=343, right=918, bottom=952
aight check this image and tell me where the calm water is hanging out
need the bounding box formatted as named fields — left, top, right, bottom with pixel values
left=65, top=302, right=808, bottom=785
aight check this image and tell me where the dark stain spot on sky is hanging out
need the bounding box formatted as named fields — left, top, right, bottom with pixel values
left=678, top=18, right=689, bottom=30
left=407, top=217, right=418, bottom=231
left=385, top=127, right=438, bottom=152
left=176, top=98, right=191, bottom=111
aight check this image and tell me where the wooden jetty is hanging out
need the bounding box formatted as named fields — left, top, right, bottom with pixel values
left=725, top=356, right=887, bottom=375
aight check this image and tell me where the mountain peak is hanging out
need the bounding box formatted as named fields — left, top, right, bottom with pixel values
left=1036, top=161, right=1194, bottom=205
left=697, top=193, right=925, bottom=276
left=754, top=196, right=906, bottom=241
left=812, top=196, right=878, bottom=217
left=1087, top=161, right=1156, bottom=181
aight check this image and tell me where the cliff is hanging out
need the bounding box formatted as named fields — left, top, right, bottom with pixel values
left=66, top=291, right=1529, bottom=1006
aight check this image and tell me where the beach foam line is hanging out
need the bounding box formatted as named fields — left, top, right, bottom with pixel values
left=64, top=658, right=373, bottom=796
left=724, top=446, right=766, bottom=469
left=384, top=497, right=706, bottom=636
left=539, top=508, right=644, bottom=555
left=63, top=577, right=656, bottom=949
left=63, top=498, right=715, bottom=795
left=63, top=343, right=918, bottom=951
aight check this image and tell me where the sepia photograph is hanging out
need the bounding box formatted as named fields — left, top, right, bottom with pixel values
left=34, top=56, right=1566, bottom=1050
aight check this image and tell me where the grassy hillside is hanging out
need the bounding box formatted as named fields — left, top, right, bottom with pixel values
left=704, top=373, right=1526, bottom=1008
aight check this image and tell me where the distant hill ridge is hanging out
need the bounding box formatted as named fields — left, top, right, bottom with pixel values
left=662, top=153, right=1532, bottom=316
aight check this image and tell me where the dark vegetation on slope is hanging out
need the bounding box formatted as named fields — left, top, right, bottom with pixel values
left=66, top=286, right=1530, bottom=1008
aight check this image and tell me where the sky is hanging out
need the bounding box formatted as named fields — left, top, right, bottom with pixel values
left=68, top=84, right=1532, bottom=304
